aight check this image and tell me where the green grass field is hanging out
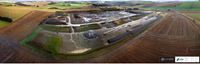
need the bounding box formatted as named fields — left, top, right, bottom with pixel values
left=47, top=3, right=89, bottom=9
left=43, top=34, right=62, bottom=53
left=19, top=28, right=62, bottom=53
left=146, top=1, right=200, bottom=11
left=0, top=2, right=11, bottom=6
left=186, top=13, right=200, bottom=20
left=39, top=25, right=70, bottom=33
left=75, top=24, right=101, bottom=32
left=183, top=14, right=200, bottom=27
left=129, top=2, right=153, bottom=5
left=0, top=20, right=10, bottom=28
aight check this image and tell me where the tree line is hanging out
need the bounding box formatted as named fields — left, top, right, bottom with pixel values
left=0, top=16, right=12, bottom=22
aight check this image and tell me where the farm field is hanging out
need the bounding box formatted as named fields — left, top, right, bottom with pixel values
left=156, top=2, right=182, bottom=7
left=122, top=2, right=153, bottom=8
left=0, top=2, right=11, bottom=6
left=146, top=1, right=200, bottom=11
left=0, top=6, right=63, bottom=21
left=186, top=13, right=200, bottom=20
left=0, top=20, right=10, bottom=28
left=150, top=9, right=200, bottom=13
left=142, top=3, right=158, bottom=8
left=129, top=2, right=153, bottom=5
left=22, top=1, right=51, bottom=7
left=125, top=5, right=145, bottom=8
left=0, top=6, right=100, bottom=21
left=47, top=3, right=90, bottom=9
left=0, top=11, right=52, bottom=43
left=0, top=6, right=34, bottom=21
left=184, top=13, right=200, bottom=26
left=0, top=11, right=53, bottom=62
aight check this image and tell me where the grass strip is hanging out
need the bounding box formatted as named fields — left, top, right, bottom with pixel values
left=182, top=14, right=200, bottom=27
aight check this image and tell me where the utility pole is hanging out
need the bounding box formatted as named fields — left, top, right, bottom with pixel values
left=9, top=10, right=11, bottom=18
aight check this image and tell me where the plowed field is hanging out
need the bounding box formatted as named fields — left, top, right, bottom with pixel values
left=0, top=11, right=52, bottom=43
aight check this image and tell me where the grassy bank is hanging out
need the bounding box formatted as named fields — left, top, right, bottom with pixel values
left=75, top=24, right=101, bottom=32
left=0, top=20, right=10, bottom=28
left=182, top=14, right=200, bottom=26
left=39, top=25, right=70, bottom=33
left=26, top=33, right=62, bottom=53
left=19, top=28, right=62, bottom=57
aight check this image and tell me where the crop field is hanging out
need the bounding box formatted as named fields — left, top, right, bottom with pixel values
left=47, top=3, right=89, bottom=9
left=0, top=11, right=52, bottom=43
left=129, top=2, right=153, bottom=5
left=184, top=13, right=200, bottom=26
left=0, top=20, right=10, bottom=28
left=0, top=6, right=58, bottom=21
left=0, top=6, right=34, bottom=21
left=0, top=2, right=11, bottom=6
left=157, top=2, right=182, bottom=7
left=186, top=13, right=200, bottom=20
left=0, top=5, right=101, bottom=21
left=147, top=1, right=200, bottom=11
left=142, top=3, right=158, bottom=8
left=0, top=11, right=53, bottom=62
left=22, top=1, right=51, bottom=7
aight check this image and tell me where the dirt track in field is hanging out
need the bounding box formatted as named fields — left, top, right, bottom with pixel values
left=151, top=10, right=200, bottom=13
left=0, top=12, right=200, bottom=62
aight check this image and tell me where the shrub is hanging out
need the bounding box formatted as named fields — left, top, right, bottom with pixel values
left=0, top=16, right=12, bottom=22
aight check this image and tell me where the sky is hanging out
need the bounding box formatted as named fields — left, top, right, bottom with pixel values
left=0, top=0, right=198, bottom=1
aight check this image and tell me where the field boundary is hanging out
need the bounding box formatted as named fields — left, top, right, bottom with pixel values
left=182, top=14, right=200, bottom=26
left=13, top=11, right=33, bottom=22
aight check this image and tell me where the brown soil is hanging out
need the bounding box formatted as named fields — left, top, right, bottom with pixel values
left=151, top=10, right=200, bottom=13
left=142, top=3, right=159, bottom=8
left=0, top=11, right=52, bottom=43
left=156, top=2, right=182, bottom=7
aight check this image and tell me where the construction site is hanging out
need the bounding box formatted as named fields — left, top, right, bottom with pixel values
left=37, top=10, right=158, bottom=53
left=0, top=1, right=200, bottom=63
